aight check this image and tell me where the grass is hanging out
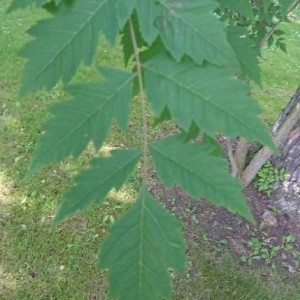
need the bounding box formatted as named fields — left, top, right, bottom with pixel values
left=252, top=12, right=300, bottom=125
left=0, top=1, right=300, bottom=299
left=173, top=233, right=300, bottom=300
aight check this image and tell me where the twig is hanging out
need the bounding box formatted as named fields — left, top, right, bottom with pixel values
left=129, top=18, right=148, bottom=184
left=227, top=138, right=238, bottom=177
left=257, top=0, right=299, bottom=49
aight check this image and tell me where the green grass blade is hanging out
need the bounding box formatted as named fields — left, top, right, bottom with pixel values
left=99, top=186, right=186, bottom=300
left=52, top=149, right=141, bottom=226
left=19, top=0, right=118, bottom=96
left=149, top=135, right=255, bottom=222
left=28, top=68, right=134, bottom=175
left=143, top=53, right=275, bottom=150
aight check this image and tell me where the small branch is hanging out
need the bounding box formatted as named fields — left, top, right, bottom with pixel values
left=287, top=0, right=300, bottom=16
left=233, top=138, right=250, bottom=177
left=257, top=0, right=300, bottom=49
left=129, top=18, right=148, bottom=184
left=227, top=138, right=238, bottom=177
left=257, top=22, right=279, bottom=49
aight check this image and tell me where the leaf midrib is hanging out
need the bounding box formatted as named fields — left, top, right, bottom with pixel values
left=29, top=0, right=108, bottom=87
left=151, top=143, right=230, bottom=199
left=33, top=74, right=134, bottom=165
left=64, top=151, right=140, bottom=207
left=159, top=1, right=228, bottom=63
left=144, top=60, right=260, bottom=137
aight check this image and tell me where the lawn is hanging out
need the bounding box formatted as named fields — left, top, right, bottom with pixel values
left=0, top=1, right=300, bottom=299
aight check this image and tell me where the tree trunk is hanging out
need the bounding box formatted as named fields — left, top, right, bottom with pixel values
left=240, top=87, right=300, bottom=188
left=273, top=124, right=300, bottom=182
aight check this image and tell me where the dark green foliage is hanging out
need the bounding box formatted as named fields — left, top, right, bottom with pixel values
left=254, top=161, right=287, bottom=196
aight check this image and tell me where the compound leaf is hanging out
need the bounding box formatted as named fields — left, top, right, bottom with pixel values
left=28, top=68, right=134, bottom=175
left=156, top=0, right=236, bottom=65
left=143, top=53, right=274, bottom=149
left=19, top=0, right=118, bottom=96
left=149, top=136, right=254, bottom=222
left=53, top=149, right=141, bottom=226
left=99, top=187, right=186, bottom=300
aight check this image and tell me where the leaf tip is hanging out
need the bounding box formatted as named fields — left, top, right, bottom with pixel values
left=25, top=162, right=40, bottom=178
left=245, top=212, right=256, bottom=224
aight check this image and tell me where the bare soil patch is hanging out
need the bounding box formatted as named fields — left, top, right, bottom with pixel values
left=148, top=164, right=300, bottom=284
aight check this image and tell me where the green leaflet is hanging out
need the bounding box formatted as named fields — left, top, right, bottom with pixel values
left=156, top=0, right=236, bottom=65
left=52, top=149, right=141, bottom=227
left=226, top=25, right=261, bottom=84
left=279, top=0, right=296, bottom=16
left=19, top=0, right=118, bottom=96
left=121, top=13, right=146, bottom=66
left=115, top=0, right=136, bottom=28
left=201, top=134, right=225, bottom=158
left=28, top=68, right=134, bottom=175
left=149, top=136, right=254, bottom=222
left=143, top=53, right=274, bottom=149
left=99, top=187, right=186, bottom=300
left=117, top=0, right=162, bottom=44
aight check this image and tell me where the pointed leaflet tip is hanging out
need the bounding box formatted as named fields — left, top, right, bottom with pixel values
left=27, top=68, right=134, bottom=176
left=99, top=186, right=186, bottom=300
left=52, top=149, right=141, bottom=227
left=19, top=0, right=118, bottom=96
left=149, top=135, right=255, bottom=223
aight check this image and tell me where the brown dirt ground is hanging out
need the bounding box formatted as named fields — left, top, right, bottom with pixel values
left=148, top=164, right=300, bottom=284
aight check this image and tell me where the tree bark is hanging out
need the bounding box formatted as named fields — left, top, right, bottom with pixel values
left=234, top=138, right=250, bottom=178
left=241, top=88, right=300, bottom=188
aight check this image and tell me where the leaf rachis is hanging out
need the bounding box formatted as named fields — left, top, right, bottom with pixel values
left=129, top=18, right=149, bottom=184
